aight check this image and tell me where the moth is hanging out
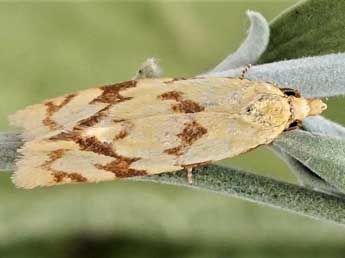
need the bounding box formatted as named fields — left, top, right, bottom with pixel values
left=9, top=77, right=326, bottom=189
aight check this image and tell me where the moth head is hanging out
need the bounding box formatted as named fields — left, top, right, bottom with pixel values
left=289, top=97, right=327, bottom=121
left=307, top=98, right=328, bottom=116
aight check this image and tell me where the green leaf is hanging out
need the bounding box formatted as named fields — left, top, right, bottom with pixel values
left=272, top=145, right=343, bottom=197
left=273, top=130, right=345, bottom=194
left=259, top=0, right=345, bottom=63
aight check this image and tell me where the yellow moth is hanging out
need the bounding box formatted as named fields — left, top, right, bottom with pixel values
left=9, top=77, right=326, bottom=189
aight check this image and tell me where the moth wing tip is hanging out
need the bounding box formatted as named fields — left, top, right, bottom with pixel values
left=12, top=157, right=55, bottom=189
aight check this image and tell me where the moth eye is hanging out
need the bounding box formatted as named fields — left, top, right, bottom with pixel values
left=138, top=69, right=143, bottom=74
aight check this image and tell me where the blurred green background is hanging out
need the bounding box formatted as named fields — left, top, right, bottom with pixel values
left=1, top=1, right=345, bottom=258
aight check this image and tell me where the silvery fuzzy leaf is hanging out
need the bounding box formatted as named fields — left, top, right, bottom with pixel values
left=205, top=10, right=269, bottom=74
left=273, top=130, right=345, bottom=194
left=136, top=166, right=345, bottom=225
left=205, top=53, right=345, bottom=98
left=276, top=116, right=345, bottom=191
left=303, top=116, right=345, bottom=138
left=272, top=145, right=343, bottom=197
left=0, top=132, right=22, bottom=171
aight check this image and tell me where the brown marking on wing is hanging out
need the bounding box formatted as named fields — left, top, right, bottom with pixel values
left=49, top=133, right=116, bottom=157
left=44, top=149, right=65, bottom=162
left=164, top=77, right=187, bottom=84
left=178, top=121, right=208, bottom=145
left=49, top=132, right=146, bottom=178
left=43, top=93, right=77, bottom=129
left=77, top=136, right=146, bottom=177
left=113, top=119, right=127, bottom=123
left=90, top=80, right=137, bottom=104
left=164, top=120, right=208, bottom=156
left=114, top=130, right=128, bottom=140
left=114, top=120, right=134, bottom=140
left=164, top=146, right=185, bottom=156
left=53, top=171, right=88, bottom=183
left=74, top=136, right=146, bottom=176
left=42, top=149, right=87, bottom=183
left=160, top=91, right=184, bottom=101
left=95, top=159, right=147, bottom=178
left=164, top=147, right=181, bottom=156
left=75, top=136, right=117, bottom=157
left=75, top=136, right=146, bottom=177
left=172, top=100, right=204, bottom=113
left=49, top=131, right=79, bottom=141
left=42, top=80, right=147, bottom=180
left=76, top=81, right=137, bottom=128
left=159, top=91, right=205, bottom=113
left=74, top=105, right=113, bottom=128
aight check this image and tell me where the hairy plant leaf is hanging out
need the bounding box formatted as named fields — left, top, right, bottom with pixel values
left=207, top=53, right=345, bottom=98
left=303, top=116, right=345, bottom=138
left=259, top=0, right=345, bottom=63
left=205, top=10, right=269, bottom=74
left=0, top=132, right=22, bottom=171
left=137, top=167, right=345, bottom=225
left=273, top=130, right=345, bottom=194
left=272, top=115, right=345, bottom=195
left=272, top=145, right=343, bottom=197
left=283, top=116, right=345, bottom=192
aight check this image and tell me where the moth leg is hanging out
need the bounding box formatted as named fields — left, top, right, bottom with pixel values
left=133, top=57, right=162, bottom=79
left=239, top=64, right=252, bottom=80
left=186, top=167, right=193, bottom=185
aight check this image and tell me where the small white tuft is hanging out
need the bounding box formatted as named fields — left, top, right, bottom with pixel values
left=133, top=58, right=163, bottom=79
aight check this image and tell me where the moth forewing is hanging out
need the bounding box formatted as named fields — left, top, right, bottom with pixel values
left=9, top=77, right=326, bottom=189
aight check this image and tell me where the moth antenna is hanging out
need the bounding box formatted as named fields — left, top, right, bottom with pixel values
left=240, top=64, right=252, bottom=80
left=133, top=57, right=163, bottom=79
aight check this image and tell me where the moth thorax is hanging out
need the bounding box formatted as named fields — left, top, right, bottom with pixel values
left=289, top=97, right=327, bottom=121
left=241, top=94, right=291, bottom=127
